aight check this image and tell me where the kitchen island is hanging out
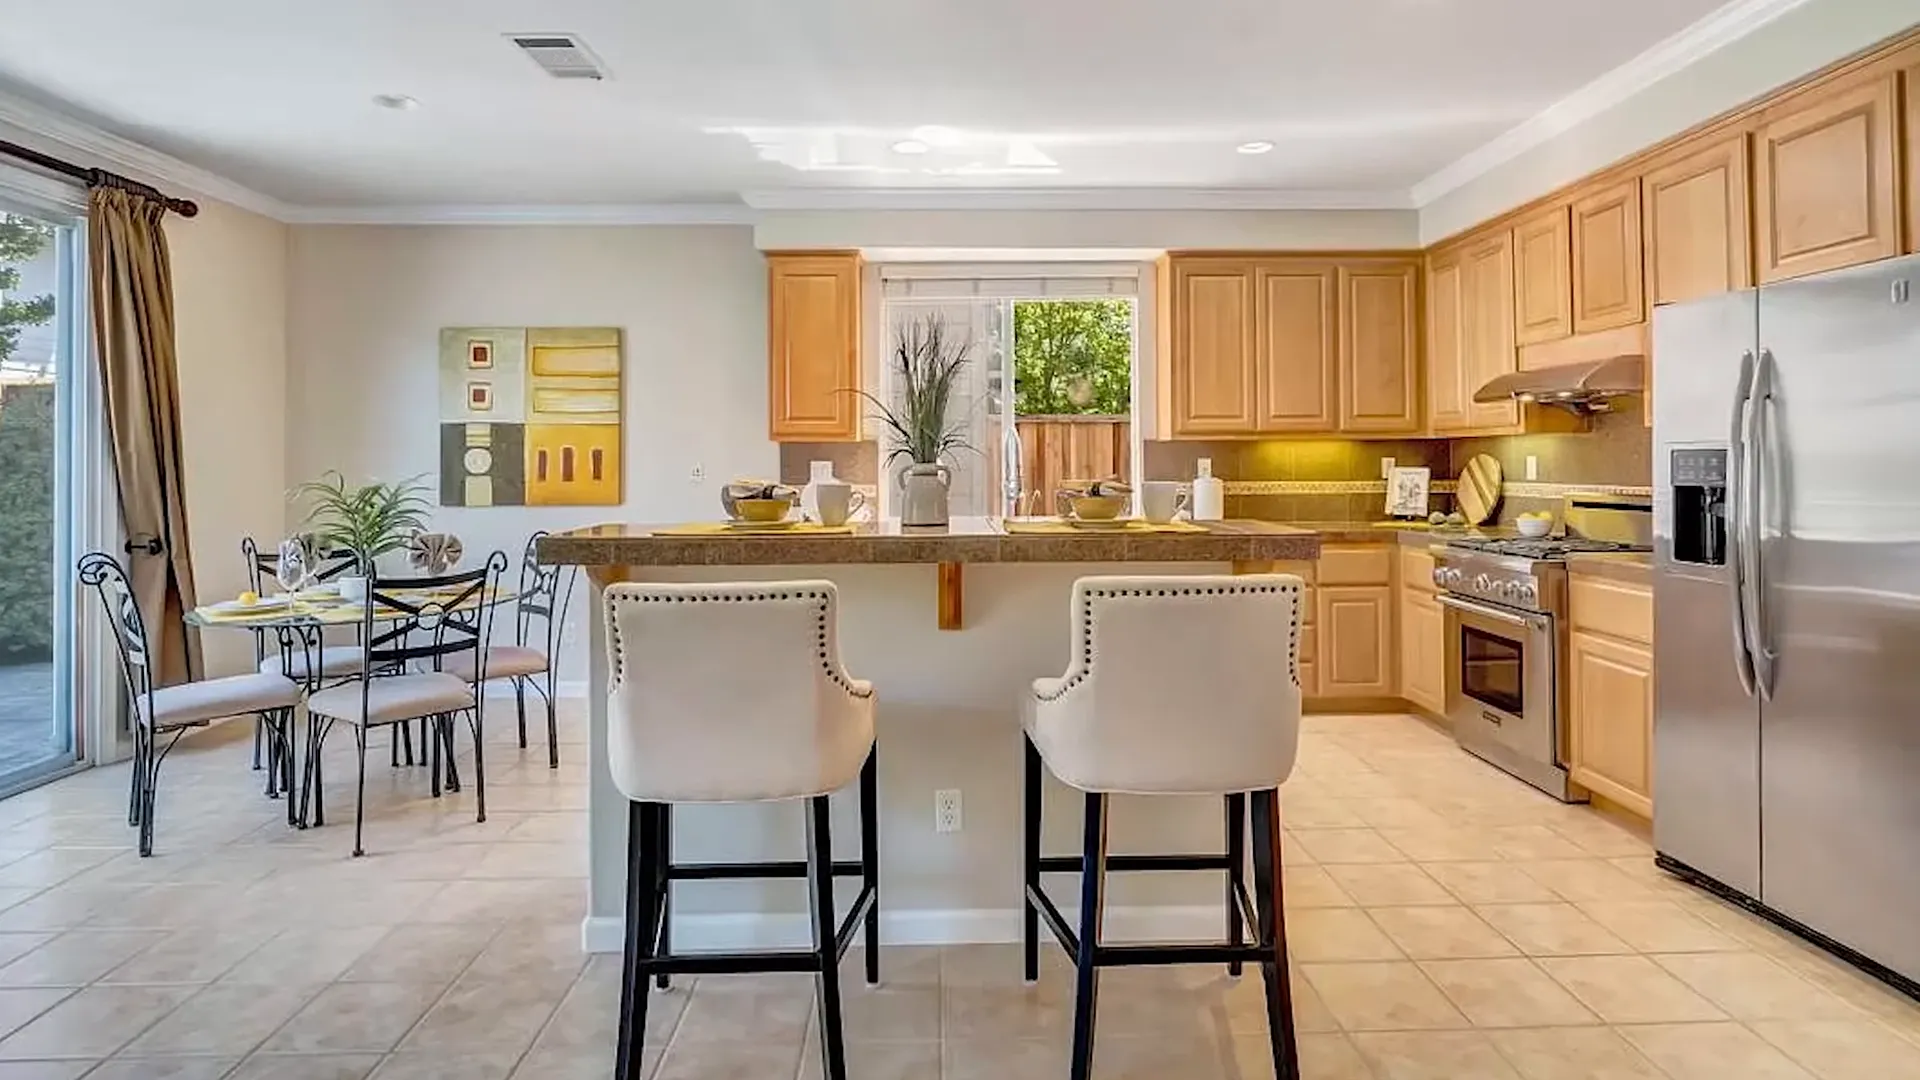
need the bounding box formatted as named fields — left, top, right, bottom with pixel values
left=538, top=518, right=1320, bottom=953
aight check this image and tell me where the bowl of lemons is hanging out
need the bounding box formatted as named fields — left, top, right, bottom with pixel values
left=1516, top=512, right=1554, bottom=538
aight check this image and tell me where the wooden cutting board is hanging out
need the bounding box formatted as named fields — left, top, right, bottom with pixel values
left=1457, top=454, right=1503, bottom=525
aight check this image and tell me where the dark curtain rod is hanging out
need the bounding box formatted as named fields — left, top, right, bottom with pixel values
left=0, top=138, right=199, bottom=217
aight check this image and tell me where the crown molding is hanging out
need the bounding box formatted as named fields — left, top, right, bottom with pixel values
left=1409, top=0, right=1814, bottom=207
left=0, top=86, right=292, bottom=219
left=279, top=203, right=760, bottom=225
left=741, top=187, right=1416, bottom=212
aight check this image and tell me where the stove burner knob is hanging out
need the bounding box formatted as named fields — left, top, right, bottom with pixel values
left=1490, top=580, right=1512, bottom=600
left=1472, top=573, right=1493, bottom=593
left=1517, top=582, right=1538, bottom=605
left=1431, top=567, right=1447, bottom=588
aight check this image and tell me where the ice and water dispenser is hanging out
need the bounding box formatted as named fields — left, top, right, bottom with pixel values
left=1671, top=448, right=1729, bottom=566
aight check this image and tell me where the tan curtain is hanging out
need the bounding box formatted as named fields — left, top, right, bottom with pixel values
left=89, top=185, right=201, bottom=685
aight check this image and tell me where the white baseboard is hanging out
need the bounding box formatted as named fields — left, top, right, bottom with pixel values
left=580, top=905, right=1226, bottom=954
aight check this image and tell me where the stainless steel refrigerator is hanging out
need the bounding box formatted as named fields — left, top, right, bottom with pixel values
left=1653, top=253, right=1920, bottom=993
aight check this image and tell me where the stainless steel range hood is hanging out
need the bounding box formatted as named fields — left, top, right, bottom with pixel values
left=1473, top=354, right=1645, bottom=414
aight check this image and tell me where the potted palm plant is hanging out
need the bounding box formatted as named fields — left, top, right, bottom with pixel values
left=292, top=472, right=432, bottom=601
left=857, top=314, right=973, bottom=526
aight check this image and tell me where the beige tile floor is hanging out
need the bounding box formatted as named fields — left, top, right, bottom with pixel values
left=0, top=708, right=1916, bottom=1079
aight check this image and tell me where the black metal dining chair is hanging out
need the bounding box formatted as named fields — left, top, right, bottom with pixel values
left=79, top=552, right=303, bottom=856
left=442, top=531, right=576, bottom=768
left=241, top=536, right=363, bottom=773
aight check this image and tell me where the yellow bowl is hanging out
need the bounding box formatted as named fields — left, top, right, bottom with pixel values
left=1064, top=494, right=1127, bottom=521
left=732, top=498, right=793, bottom=523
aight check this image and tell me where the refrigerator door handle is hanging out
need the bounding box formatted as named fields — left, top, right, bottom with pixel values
left=1727, top=348, right=1757, bottom=698
left=1747, top=347, right=1779, bottom=700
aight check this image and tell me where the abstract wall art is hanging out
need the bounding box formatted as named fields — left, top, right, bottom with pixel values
left=438, top=326, right=623, bottom=507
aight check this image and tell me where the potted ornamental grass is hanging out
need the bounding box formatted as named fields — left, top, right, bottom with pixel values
left=856, top=314, right=974, bottom=526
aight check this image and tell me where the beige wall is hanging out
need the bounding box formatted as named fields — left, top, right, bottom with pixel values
left=285, top=224, right=775, bottom=682
left=167, top=198, right=290, bottom=677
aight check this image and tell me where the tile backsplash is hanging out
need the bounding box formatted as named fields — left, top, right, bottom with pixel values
left=1145, top=439, right=1452, bottom=521
left=779, top=441, right=879, bottom=486
left=1448, top=409, right=1651, bottom=523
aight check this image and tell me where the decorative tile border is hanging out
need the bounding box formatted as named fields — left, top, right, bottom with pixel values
left=1220, top=479, right=1461, bottom=496
left=1502, top=482, right=1652, bottom=499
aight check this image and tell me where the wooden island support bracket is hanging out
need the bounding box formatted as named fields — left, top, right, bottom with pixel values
left=938, top=562, right=963, bottom=630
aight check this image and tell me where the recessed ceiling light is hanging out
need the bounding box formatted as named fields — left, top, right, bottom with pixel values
left=1237, top=140, right=1274, bottom=155
left=891, top=140, right=930, bottom=155
left=910, top=125, right=964, bottom=148
left=372, top=94, right=420, bottom=111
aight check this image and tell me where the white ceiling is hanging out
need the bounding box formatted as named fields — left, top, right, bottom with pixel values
left=0, top=0, right=1748, bottom=210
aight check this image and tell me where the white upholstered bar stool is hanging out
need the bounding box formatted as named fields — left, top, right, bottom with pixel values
left=1022, top=573, right=1307, bottom=1080
left=603, top=580, right=879, bottom=1080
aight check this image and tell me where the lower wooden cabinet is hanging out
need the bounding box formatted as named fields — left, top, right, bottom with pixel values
left=1568, top=628, right=1655, bottom=818
left=1399, top=588, right=1445, bottom=715
left=1317, top=585, right=1394, bottom=698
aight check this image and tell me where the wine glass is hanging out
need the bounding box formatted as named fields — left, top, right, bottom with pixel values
left=276, top=535, right=315, bottom=596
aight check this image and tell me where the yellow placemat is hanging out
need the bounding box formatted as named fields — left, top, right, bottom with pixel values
left=653, top=522, right=858, bottom=536
left=1002, top=518, right=1209, bottom=535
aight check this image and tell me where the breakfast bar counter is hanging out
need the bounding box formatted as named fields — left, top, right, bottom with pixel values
left=538, top=518, right=1322, bottom=955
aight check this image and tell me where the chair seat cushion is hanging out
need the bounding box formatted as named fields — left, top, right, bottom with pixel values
left=145, top=674, right=301, bottom=730
left=307, top=673, right=475, bottom=726
left=259, top=645, right=364, bottom=679
left=441, top=645, right=549, bottom=683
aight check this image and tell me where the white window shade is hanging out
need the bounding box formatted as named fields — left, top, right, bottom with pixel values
left=878, top=262, right=1141, bottom=301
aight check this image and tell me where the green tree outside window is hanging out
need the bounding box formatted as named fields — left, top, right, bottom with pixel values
left=1012, top=299, right=1133, bottom=415
left=0, top=214, right=58, bottom=661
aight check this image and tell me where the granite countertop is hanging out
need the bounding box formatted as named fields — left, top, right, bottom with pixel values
left=1566, top=551, right=1654, bottom=585
left=538, top=517, right=1323, bottom=567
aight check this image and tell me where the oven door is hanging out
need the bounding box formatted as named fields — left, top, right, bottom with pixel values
left=1438, top=593, right=1569, bottom=796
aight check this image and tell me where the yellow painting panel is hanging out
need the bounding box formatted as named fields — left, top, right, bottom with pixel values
left=525, top=422, right=621, bottom=506
left=530, top=344, right=622, bottom=377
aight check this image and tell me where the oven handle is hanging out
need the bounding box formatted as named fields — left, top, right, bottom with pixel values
left=1436, top=593, right=1550, bottom=630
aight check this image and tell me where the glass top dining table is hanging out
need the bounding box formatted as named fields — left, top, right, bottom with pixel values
left=185, top=586, right=518, bottom=630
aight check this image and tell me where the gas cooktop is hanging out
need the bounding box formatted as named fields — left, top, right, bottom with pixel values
left=1443, top=536, right=1650, bottom=560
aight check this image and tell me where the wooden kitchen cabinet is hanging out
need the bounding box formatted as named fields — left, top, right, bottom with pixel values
left=1903, top=53, right=1920, bottom=254
left=1642, top=132, right=1752, bottom=306
left=1397, top=544, right=1445, bottom=716
left=1568, top=629, right=1655, bottom=818
left=1425, top=249, right=1469, bottom=432
left=1754, top=71, right=1901, bottom=282
left=768, top=252, right=863, bottom=441
left=1318, top=585, right=1394, bottom=698
left=1462, top=233, right=1520, bottom=430
left=1256, top=261, right=1338, bottom=431
left=1571, top=179, right=1646, bottom=334
left=1512, top=206, right=1573, bottom=346
left=1337, top=261, right=1421, bottom=433
left=1165, top=259, right=1261, bottom=435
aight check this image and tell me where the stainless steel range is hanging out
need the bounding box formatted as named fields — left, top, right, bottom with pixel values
left=1434, top=494, right=1652, bottom=801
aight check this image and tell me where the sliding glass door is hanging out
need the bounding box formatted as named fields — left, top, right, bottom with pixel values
left=0, top=202, right=86, bottom=793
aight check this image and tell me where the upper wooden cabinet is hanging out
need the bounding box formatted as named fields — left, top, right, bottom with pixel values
left=768, top=252, right=863, bottom=441
left=1425, top=250, right=1469, bottom=432
left=1461, top=233, right=1520, bottom=430
left=1165, top=259, right=1261, bottom=435
left=1160, top=254, right=1419, bottom=438
left=1754, top=72, right=1901, bottom=282
left=1642, top=133, right=1753, bottom=306
left=1512, top=206, right=1573, bottom=345
left=1256, top=262, right=1338, bottom=432
left=1337, top=262, right=1420, bottom=433
left=1902, top=53, right=1920, bottom=254
left=1571, top=179, right=1646, bottom=333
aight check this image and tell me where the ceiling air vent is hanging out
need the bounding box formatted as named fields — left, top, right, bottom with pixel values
left=508, top=34, right=609, bottom=80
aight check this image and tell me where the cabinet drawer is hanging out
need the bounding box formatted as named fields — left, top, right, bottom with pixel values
left=1569, top=576, right=1653, bottom=645
left=1317, top=545, right=1392, bottom=586
left=1399, top=546, right=1437, bottom=593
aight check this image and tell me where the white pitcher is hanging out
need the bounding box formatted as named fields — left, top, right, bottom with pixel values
left=897, top=463, right=952, bottom=527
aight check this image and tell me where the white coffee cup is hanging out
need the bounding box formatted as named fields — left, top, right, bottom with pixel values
left=815, top=481, right=868, bottom=527
left=1140, top=481, right=1190, bottom=523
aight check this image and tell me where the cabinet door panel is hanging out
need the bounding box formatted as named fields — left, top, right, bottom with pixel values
left=1908, top=57, right=1920, bottom=254
left=1513, top=206, right=1573, bottom=347
left=769, top=254, right=861, bottom=441
left=1425, top=255, right=1469, bottom=432
left=1464, top=235, right=1520, bottom=430
left=1569, top=629, right=1655, bottom=817
left=1338, top=262, right=1420, bottom=433
left=1754, top=73, right=1900, bottom=282
left=1317, top=585, right=1393, bottom=698
left=1572, top=179, right=1646, bottom=334
left=1172, top=262, right=1260, bottom=434
left=1256, top=262, right=1338, bottom=431
left=1643, top=133, right=1752, bottom=306
left=1399, top=589, right=1445, bottom=714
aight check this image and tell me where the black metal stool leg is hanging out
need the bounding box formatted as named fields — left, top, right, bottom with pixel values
left=859, top=747, right=880, bottom=986
left=616, top=802, right=663, bottom=1080
left=806, top=795, right=849, bottom=1080
left=1250, top=788, right=1300, bottom=1080
left=1227, top=792, right=1247, bottom=977
left=654, top=803, right=673, bottom=990
left=1068, top=792, right=1109, bottom=1080
left=1022, top=733, right=1043, bottom=983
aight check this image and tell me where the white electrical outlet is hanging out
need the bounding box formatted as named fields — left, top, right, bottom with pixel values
left=1380, top=456, right=1396, bottom=479
left=1525, top=455, right=1539, bottom=481
left=934, top=789, right=963, bottom=833
left=689, top=463, right=706, bottom=483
